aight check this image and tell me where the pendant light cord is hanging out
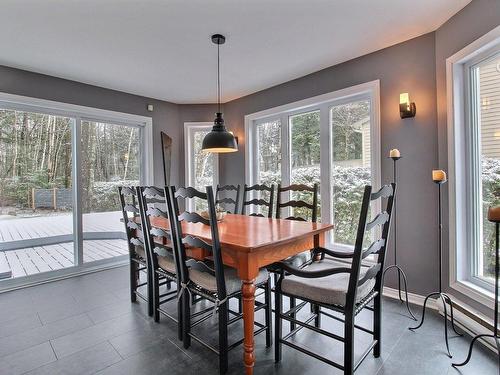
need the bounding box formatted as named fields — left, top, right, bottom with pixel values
left=217, top=41, right=221, bottom=113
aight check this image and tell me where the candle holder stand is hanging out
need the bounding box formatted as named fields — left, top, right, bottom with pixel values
left=409, top=179, right=462, bottom=358
left=452, top=215, right=499, bottom=369
left=382, top=156, right=417, bottom=320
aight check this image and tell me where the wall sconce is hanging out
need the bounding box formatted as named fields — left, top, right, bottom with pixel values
left=229, top=131, right=239, bottom=145
left=400, top=93, right=416, bottom=119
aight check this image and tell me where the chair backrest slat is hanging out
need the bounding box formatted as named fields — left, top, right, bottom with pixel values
left=216, top=184, right=240, bottom=214
left=241, top=184, right=275, bottom=218
left=276, top=183, right=318, bottom=223
left=118, top=186, right=145, bottom=257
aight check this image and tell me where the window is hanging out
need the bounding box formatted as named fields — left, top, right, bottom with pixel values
left=184, top=123, right=219, bottom=211
left=467, top=49, right=500, bottom=289
left=448, top=26, right=500, bottom=301
left=0, top=93, right=152, bottom=288
left=246, top=81, right=380, bottom=249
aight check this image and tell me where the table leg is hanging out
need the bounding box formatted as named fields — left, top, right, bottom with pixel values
left=242, top=279, right=256, bottom=375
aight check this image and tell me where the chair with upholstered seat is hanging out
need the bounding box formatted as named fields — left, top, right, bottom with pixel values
left=137, top=186, right=182, bottom=339
left=166, top=185, right=273, bottom=374
left=241, top=183, right=275, bottom=218
left=274, top=183, right=396, bottom=374
left=272, top=183, right=319, bottom=328
left=118, top=186, right=153, bottom=316
left=215, top=184, right=240, bottom=214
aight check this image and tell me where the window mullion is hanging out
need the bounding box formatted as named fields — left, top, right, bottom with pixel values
left=319, top=105, right=331, bottom=225
left=72, top=117, right=83, bottom=266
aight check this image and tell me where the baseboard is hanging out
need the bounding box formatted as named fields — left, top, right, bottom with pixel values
left=382, top=286, right=498, bottom=353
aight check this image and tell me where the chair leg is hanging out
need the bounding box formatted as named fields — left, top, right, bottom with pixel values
left=218, top=302, right=229, bottom=375
left=238, top=295, right=243, bottom=314
left=275, top=288, right=283, bottom=362
left=264, top=279, right=273, bottom=347
left=290, top=297, right=296, bottom=331
left=313, top=304, right=321, bottom=328
left=344, top=313, right=354, bottom=375
left=153, top=272, right=160, bottom=322
left=177, top=286, right=183, bottom=342
left=146, top=267, right=154, bottom=317
left=130, top=260, right=137, bottom=302
left=182, top=291, right=191, bottom=349
left=373, top=294, right=382, bottom=358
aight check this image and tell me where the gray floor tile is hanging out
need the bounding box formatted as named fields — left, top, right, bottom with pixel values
left=0, top=342, right=56, bottom=375
left=50, top=312, right=150, bottom=358
left=24, top=341, right=122, bottom=375
left=0, top=313, right=93, bottom=358
left=0, top=312, right=41, bottom=339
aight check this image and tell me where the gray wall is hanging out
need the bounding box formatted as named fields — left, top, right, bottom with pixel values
left=0, top=65, right=181, bottom=187
left=436, top=0, right=500, bottom=315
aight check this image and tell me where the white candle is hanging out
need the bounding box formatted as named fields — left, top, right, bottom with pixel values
left=389, top=148, right=401, bottom=158
left=432, top=169, right=447, bottom=182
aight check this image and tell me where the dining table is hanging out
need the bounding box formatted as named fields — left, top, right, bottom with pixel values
left=148, top=213, right=334, bottom=375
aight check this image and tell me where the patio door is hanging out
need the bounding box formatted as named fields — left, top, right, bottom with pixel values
left=0, top=93, right=152, bottom=289
left=0, top=109, right=76, bottom=279
left=81, top=120, right=141, bottom=264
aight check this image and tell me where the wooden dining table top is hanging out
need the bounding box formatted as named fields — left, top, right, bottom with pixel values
left=148, top=213, right=334, bottom=253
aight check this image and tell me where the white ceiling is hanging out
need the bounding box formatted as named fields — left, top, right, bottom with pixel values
left=0, top=0, right=470, bottom=104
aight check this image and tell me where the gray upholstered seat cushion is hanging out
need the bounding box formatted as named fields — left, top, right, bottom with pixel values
left=189, top=262, right=269, bottom=295
left=157, top=253, right=176, bottom=274
left=281, top=250, right=312, bottom=268
left=281, top=259, right=376, bottom=306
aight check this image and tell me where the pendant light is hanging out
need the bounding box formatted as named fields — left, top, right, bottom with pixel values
left=201, top=34, right=238, bottom=153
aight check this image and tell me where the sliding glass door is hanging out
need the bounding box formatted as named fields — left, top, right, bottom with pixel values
left=0, top=95, right=152, bottom=287
left=81, top=121, right=141, bottom=264
left=0, top=109, right=75, bottom=279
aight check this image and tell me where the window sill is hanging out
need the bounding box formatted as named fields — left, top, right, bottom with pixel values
left=450, top=279, right=495, bottom=309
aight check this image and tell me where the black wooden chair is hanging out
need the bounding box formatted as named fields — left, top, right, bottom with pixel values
left=273, top=183, right=319, bottom=328
left=241, top=183, right=275, bottom=218
left=118, top=186, right=153, bottom=316
left=166, top=185, right=273, bottom=374
left=274, top=183, right=396, bottom=374
left=137, top=186, right=182, bottom=339
left=215, top=184, right=240, bottom=214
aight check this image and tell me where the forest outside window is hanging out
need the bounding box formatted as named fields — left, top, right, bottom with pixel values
left=245, top=81, right=380, bottom=249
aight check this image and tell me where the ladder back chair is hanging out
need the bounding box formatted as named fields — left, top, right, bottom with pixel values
left=273, top=183, right=319, bottom=329
left=166, top=185, right=273, bottom=375
left=241, top=183, right=275, bottom=218
left=137, top=186, right=182, bottom=338
left=274, top=183, right=396, bottom=375
left=118, top=186, right=152, bottom=316
left=215, top=184, right=241, bottom=214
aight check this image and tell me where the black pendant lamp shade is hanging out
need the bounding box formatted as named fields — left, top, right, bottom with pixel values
left=201, top=34, right=238, bottom=153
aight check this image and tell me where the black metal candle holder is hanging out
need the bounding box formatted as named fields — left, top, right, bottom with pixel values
left=452, top=215, right=500, bottom=368
left=382, top=155, right=417, bottom=320
left=409, top=178, right=462, bottom=358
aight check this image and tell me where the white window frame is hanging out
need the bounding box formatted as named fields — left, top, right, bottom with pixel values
left=245, top=80, right=381, bottom=249
left=184, top=122, right=219, bottom=211
left=0, top=92, right=153, bottom=292
left=447, top=25, right=500, bottom=307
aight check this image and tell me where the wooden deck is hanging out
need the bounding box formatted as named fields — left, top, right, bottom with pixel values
left=0, top=211, right=128, bottom=279
left=0, top=211, right=123, bottom=243
left=0, top=239, right=128, bottom=279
